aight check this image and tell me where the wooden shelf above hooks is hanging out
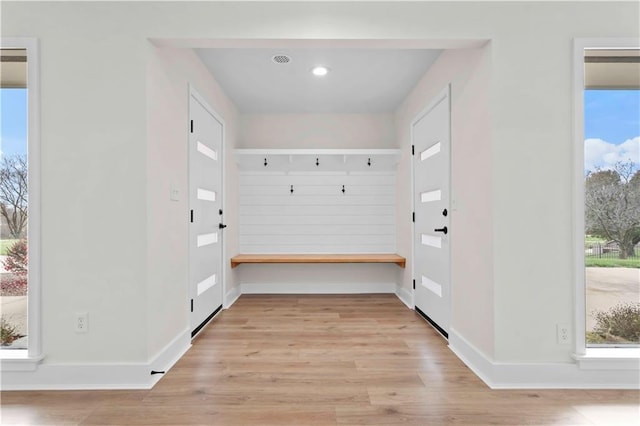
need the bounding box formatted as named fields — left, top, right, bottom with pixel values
left=235, top=149, right=400, bottom=172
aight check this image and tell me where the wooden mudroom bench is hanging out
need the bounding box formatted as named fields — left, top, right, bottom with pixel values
left=230, top=253, right=406, bottom=268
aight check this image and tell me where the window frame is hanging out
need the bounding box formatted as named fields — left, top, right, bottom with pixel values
left=0, top=37, right=42, bottom=369
left=572, top=37, right=640, bottom=367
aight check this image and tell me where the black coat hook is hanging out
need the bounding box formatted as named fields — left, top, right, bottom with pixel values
left=264, top=158, right=268, bottom=167
left=290, top=185, right=294, bottom=194
left=341, top=185, right=346, bottom=194
left=315, top=158, right=319, bottom=166
left=367, top=158, right=371, bottom=166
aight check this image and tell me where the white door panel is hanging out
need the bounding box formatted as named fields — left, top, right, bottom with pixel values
left=413, top=86, right=451, bottom=338
left=189, top=93, right=224, bottom=337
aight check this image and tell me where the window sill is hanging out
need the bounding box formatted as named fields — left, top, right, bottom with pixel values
left=0, top=350, right=44, bottom=371
left=573, top=348, right=640, bottom=370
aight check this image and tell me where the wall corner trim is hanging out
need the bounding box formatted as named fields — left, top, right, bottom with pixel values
left=449, top=328, right=640, bottom=390
left=0, top=329, right=191, bottom=391
left=448, top=327, right=497, bottom=388
left=147, top=327, right=192, bottom=388
left=225, top=285, right=242, bottom=308
left=395, top=285, right=413, bottom=309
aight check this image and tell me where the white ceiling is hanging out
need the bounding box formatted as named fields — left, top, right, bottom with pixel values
left=195, top=48, right=442, bottom=113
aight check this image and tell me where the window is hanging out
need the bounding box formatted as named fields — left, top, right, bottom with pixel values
left=0, top=54, right=28, bottom=349
left=583, top=87, right=639, bottom=347
left=573, top=39, right=640, bottom=362
left=0, top=38, right=40, bottom=365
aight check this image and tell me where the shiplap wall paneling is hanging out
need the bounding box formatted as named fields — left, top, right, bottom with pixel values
left=239, top=171, right=396, bottom=254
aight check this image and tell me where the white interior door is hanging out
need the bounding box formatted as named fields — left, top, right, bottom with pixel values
left=412, top=86, right=451, bottom=338
left=189, top=92, right=224, bottom=338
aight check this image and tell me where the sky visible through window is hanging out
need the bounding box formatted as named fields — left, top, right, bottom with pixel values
left=584, top=89, right=640, bottom=173
left=0, top=88, right=28, bottom=157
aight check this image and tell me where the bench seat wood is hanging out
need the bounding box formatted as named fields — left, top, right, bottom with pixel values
left=230, top=254, right=406, bottom=269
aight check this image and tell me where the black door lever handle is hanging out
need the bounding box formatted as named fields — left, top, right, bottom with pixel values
left=434, top=226, right=448, bottom=235
left=219, top=223, right=227, bottom=229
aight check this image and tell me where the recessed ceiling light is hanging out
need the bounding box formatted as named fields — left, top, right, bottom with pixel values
left=311, top=66, right=329, bottom=76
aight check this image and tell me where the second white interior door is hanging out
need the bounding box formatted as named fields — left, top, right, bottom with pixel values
left=413, top=86, right=451, bottom=338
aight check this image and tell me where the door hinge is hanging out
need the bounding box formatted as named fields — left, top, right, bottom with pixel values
left=413, top=279, right=416, bottom=290
left=412, top=145, right=415, bottom=156
left=190, top=299, right=194, bottom=312
left=190, top=209, right=194, bottom=223
left=412, top=212, right=415, bottom=223
left=190, top=120, right=194, bottom=133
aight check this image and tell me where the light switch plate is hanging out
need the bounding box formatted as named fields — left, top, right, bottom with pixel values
left=170, top=185, right=180, bottom=201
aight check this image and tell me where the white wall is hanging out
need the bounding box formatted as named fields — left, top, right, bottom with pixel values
left=238, top=263, right=398, bottom=295
left=395, top=46, right=494, bottom=358
left=239, top=113, right=395, bottom=149
left=1, top=3, right=150, bottom=364
left=2, top=0, right=639, bottom=386
left=146, top=45, right=239, bottom=358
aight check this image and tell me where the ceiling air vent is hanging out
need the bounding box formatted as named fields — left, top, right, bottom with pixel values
left=272, top=54, right=291, bottom=64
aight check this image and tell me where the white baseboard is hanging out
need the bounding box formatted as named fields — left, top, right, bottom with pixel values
left=240, top=281, right=396, bottom=294
left=0, top=328, right=191, bottom=391
left=395, top=285, right=413, bottom=309
left=447, top=328, right=496, bottom=388
left=147, top=327, right=191, bottom=388
left=10, top=298, right=636, bottom=390
left=225, top=284, right=242, bottom=308
left=449, top=327, right=640, bottom=390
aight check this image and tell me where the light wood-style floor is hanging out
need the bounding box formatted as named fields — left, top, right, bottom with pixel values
left=1, top=294, right=639, bottom=425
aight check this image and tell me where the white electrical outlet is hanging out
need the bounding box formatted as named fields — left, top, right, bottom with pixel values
left=557, top=323, right=570, bottom=344
left=75, top=312, right=88, bottom=333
